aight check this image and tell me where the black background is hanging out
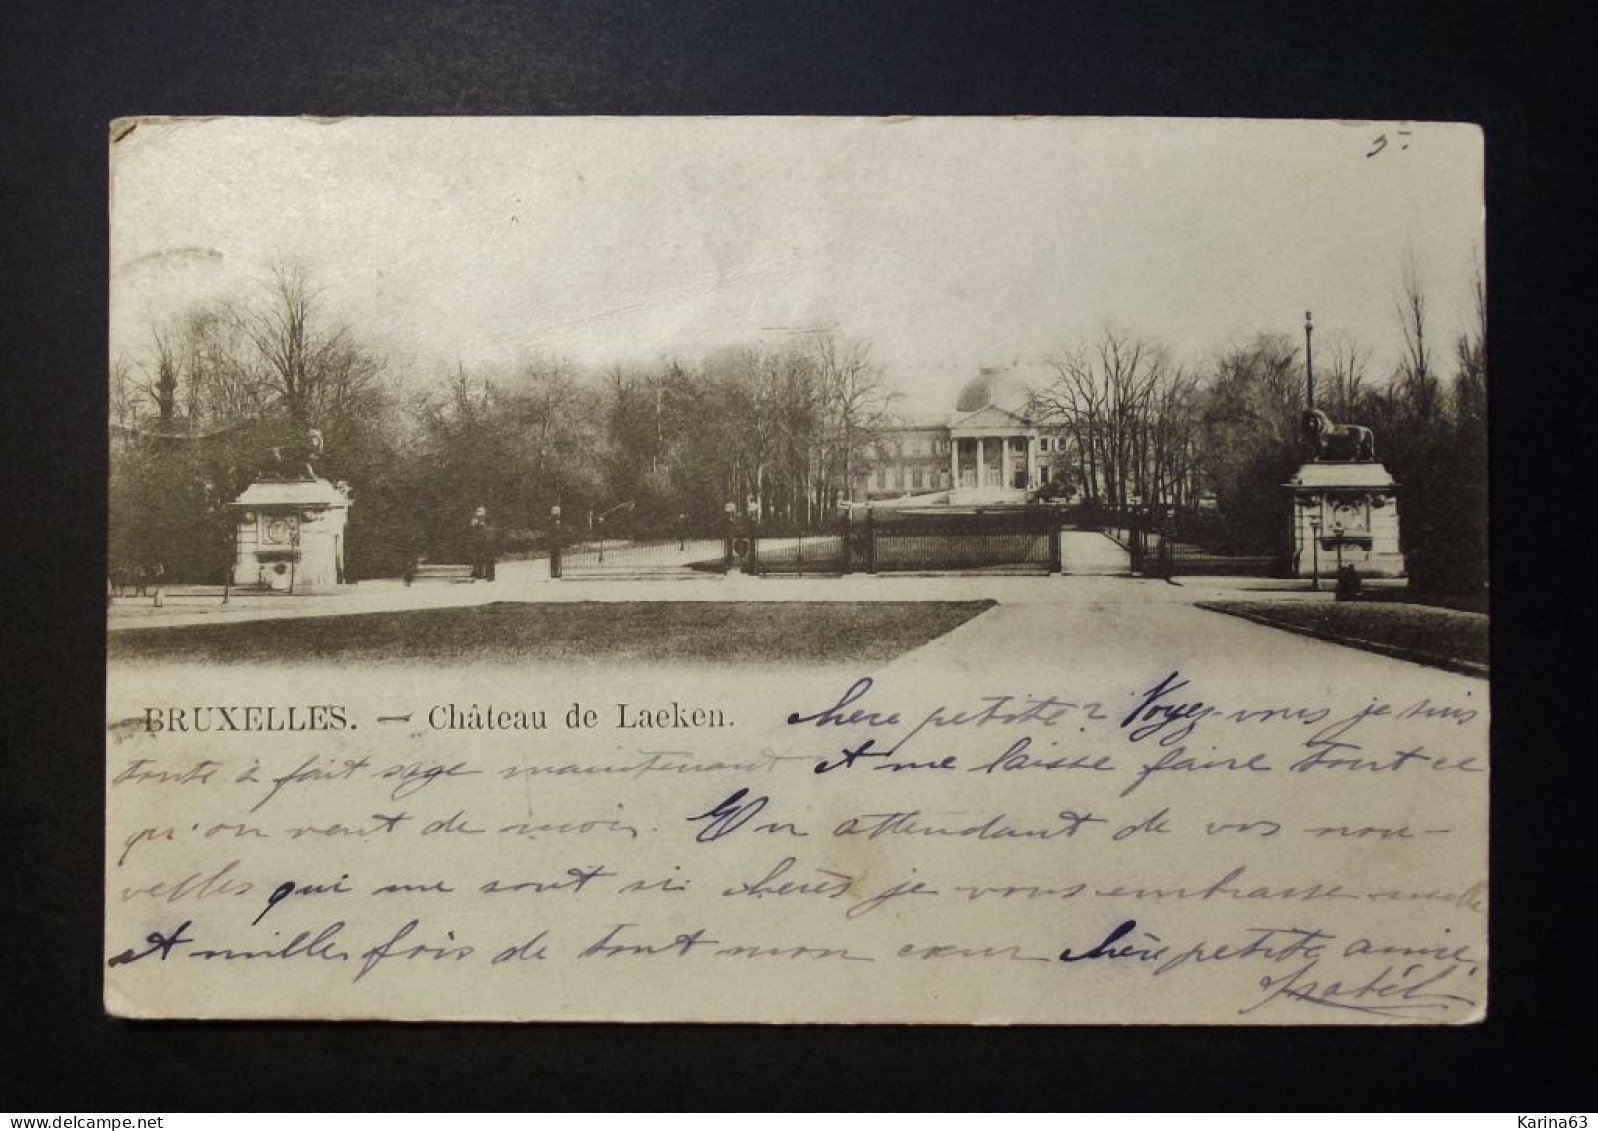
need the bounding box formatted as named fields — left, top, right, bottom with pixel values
left=1, top=0, right=1589, bottom=1111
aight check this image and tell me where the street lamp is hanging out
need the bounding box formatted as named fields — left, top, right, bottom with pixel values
left=548, top=504, right=563, bottom=579
left=1304, top=310, right=1316, bottom=413
left=1308, top=512, right=1322, bottom=591
left=723, top=501, right=739, bottom=572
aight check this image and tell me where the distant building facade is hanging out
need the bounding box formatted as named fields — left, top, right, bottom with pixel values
left=854, top=366, right=1075, bottom=505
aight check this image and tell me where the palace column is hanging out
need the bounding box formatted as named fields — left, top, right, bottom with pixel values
left=1000, top=435, right=1012, bottom=492
left=977, top=437, right=987, bottom=488
left=949, top=436, right=959, bottom=489
left=1027, top=434, right=1038, bottom=488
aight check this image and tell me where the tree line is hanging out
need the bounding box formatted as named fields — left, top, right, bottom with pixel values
left=110, top=265, right=897, bottom=580
left=1026, top=257, right=1486, bottom=592
left=111, top=258, right=1486, bottom=593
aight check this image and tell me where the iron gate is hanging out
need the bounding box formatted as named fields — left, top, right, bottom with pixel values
left=749, top=507, right=1061, bottom=576
left=745, top=523, right=852, bottom=576
left=1103, top=510, right=1282, bottom=578
left=868, top=507, right=1058, bottom=574
left=554, top=520, right=732, bottom=579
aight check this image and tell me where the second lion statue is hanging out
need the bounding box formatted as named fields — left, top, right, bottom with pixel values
left=1303, top=408, right=1376, bottom=462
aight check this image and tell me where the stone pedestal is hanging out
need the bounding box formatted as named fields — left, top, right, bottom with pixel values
left=1285, top=462, right=1404, bottom=579
left=229, top=477, right=351, bottom=592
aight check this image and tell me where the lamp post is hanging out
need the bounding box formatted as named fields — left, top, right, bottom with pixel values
left=549, top=504, right=562, bottom=579
left=1308, top=512, right=1322, bottom=591
left=1333, top=521, right=1346, bottom=577
left=1304, top=310, right=1316, bottom=413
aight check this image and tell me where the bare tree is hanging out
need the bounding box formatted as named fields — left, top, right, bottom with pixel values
left=240, top=263, right=383, bottom=432
left=1323, top=331, right=1372, bottom=423
left=808, top=332, right=896, bottom=506
left=1035, top=328, right=1173, bottom=508
left=133, top=321, right=184, bottom=423
left=178, top=306, right=257, bottom=428
left=1453, top=254, right=1487, bottom=429
left=1193, top=331, right=1303, bottom=539
left=243, top=264, right=318, bottom=425
left=1396, top=253, right=1440, bottom=423
left=516, top=355, right=586, bottom=470
left=1145, top=366, right=1202, bottom=508
left=1035, top=345, right=1108, bottom=501
left=771, top=346, right=822, bottom=525
left=109, top=356, right=146, bottom=430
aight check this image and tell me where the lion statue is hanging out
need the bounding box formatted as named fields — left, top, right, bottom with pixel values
left=1303, top=408, right=1376, bottom=462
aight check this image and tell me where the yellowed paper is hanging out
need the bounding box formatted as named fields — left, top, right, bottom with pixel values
left=107, top=117, right=1487, bottom=1024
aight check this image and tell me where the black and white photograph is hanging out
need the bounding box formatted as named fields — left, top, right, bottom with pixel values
left=4, top=0, right=1590, bottom=1110
left=100, top=116, right=1491, bottom=1026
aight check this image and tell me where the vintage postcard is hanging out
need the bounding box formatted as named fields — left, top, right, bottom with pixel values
left=106, top=117, right=1487, bottom=1023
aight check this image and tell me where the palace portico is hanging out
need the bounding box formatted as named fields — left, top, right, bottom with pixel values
left=856, top=365, right=1068, bottom=506
left=949, top=416, right=1039, bottom=504
left=947, top=367, right=1046, bottom=504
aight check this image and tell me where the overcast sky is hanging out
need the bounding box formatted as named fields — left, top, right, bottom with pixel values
left=111, top=116, right=1483, bottom=412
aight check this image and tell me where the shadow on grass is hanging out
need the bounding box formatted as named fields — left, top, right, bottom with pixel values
left=1349, top=587, right=1489, bottom=616
left=108, top=600, right=998, bottom=668
left=1197, top=599, right=1488, bottom=677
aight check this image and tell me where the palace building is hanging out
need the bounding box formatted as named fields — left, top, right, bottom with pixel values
left=854, top=366, right=1075, bottom=506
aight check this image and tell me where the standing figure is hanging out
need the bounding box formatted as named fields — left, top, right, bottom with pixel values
left=470, top=505, right=496, bottom=581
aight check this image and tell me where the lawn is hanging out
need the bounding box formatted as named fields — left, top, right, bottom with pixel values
left=107, top=600, right=997, bottom=667
left=1198, top=599, right=1488, bottom=676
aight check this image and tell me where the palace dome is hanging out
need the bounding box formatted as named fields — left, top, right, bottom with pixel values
left=954, top=366, right=1033, bottom=416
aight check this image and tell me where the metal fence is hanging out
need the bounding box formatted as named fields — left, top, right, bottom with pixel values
left=554, top=521, right=732, bottom=578
left=1102, top=509, right=1282, bottom=578
left=747, top=507, right=1061, bottom=576
left=744, top=524, right=852, bottom=576
left=530, top=503, right=1287, bottom=581
left=870, top=508, right=1057, bottom=574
